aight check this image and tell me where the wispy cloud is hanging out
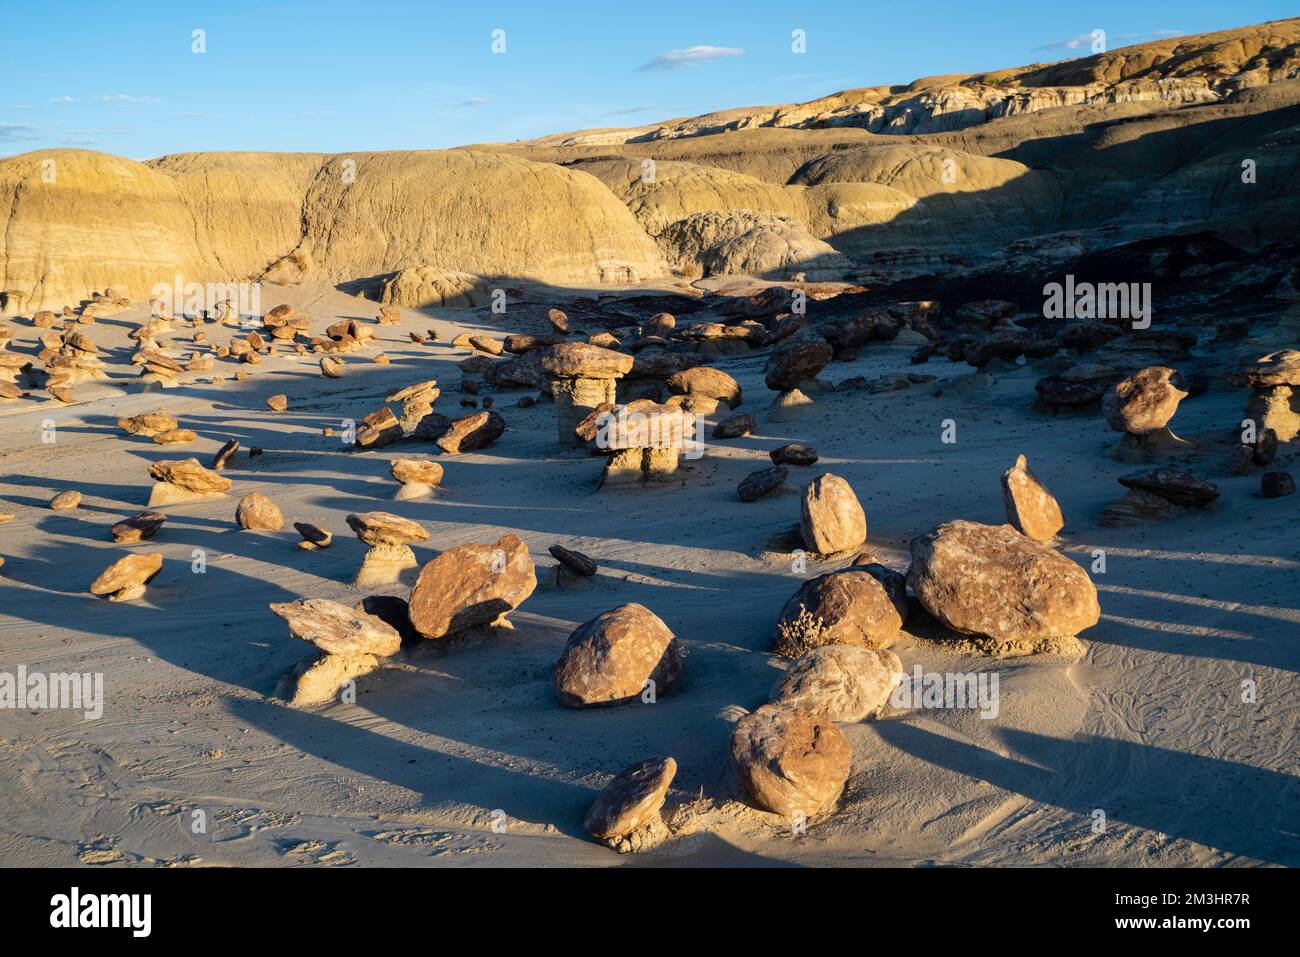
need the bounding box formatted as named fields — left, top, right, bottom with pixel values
left=0, top=123, right=38, bottom=142
left=50, top=95, right=74, bottom=104
left=606, top=106, right=654, bottom=116
left=459, top=97, right=492, bottom=107
left=1033, top=28, right=1184, bottom=53
left=638, top=45, right=743, bottom=71
left=98, top=94, right=161, bottom=104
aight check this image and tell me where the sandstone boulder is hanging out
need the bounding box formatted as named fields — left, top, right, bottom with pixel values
left=738, top=466, right=787, bottom=502
left=1001, top=454, right=1065, bottom=542
left=766, top=340, right=832, bottom=392
left=407, top=533, right=536, bottom=639
left=236, top=492, right=284, bottom=530
left=554, top=603, right=682, bottom=708
left=906, top=520, right=1100, bottom=649
left=1103, top=366, right=1187, bottom=435
left=772, top=565, right=908, bottom=657
left=435, top=410, right=505, bottom=454
left=665, top=367, right=741, bottom=409
left=770, top=645, right=903, bottom=722
left=730, top=705, right=852, bottom=818
left=799, top=473, right=866, bottom=554
left=584, top=757, right=676, bottom=842
left=354, top=407, right=403, bottom=449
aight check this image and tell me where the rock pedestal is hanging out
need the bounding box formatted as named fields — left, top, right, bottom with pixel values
left=345, top=512, right=429, bottom=586
left=542, top=343, right=633, bottom=448
left=387, top=380, right=441, bottom=433
left=1230, top=350, right=1300, bottom=443
left=596, top=401, right=692, bottom=486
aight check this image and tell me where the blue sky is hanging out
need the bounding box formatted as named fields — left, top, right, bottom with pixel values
left=2, top=0, right=1295, bottom=159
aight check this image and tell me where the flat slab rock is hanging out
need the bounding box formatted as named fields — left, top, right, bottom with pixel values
left=90, top=552, right=162, bottom=598
left=584, top=757, right=677, bottom=841
left=554, top=603, right=682, bottom=708
left=542, top=342, right=633, bottom=379
left=1118, top=468, right=1221, bottom=507
left=770, top=644, right=903, bottom=722
left=906, top=520, right=1100, bottom=651
left=730, top=704, right=852, bottom=818
left=770, top=443, right=818, bottom=466
left=549, top=544, right=597, bottom=576
left=346, top=511, right=429, bottom=546
left=148, top=458, right=232, bottom=494
left=269, top=598, right=402, bottom=657
left=110, top=510, right=166, bottom=543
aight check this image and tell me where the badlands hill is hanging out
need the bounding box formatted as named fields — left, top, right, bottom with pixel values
left=1, top=18, right=1299, bottom=312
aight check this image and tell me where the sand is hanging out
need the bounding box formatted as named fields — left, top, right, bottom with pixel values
left=0, top=282, right=1296, bottom=868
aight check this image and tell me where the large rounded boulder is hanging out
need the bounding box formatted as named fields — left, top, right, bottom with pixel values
left=1103, top=365, right=1187, bottom=435
left=730, top=705, right=852, bottom=818
left=772, top=565, right=908, bottom=657
left=906, top=520, right=1100, bottom=649
left=770, top=645, right=903, bottom=722
left=799, top=473, right=867, bottom=555
left=554, top=603, right=683, bottom=708
left=407, top=533, right=536, bottom=639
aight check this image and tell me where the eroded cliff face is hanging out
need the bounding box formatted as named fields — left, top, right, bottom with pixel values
left=0, top=149, right=671, bottom=312
left=541, top=17, right=1300, bottom=145
left=2, top=18, right=1298, bottom=312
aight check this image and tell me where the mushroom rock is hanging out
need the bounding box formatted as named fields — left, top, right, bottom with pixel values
left=542, top=343, right=634, bottom=448
left=345, top=511, right=429, bottom=586
left=389, top=457, right=444, bottom=500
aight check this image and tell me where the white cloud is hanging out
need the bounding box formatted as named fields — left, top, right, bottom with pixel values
left=98, top=94, right=161, bottom=104
left=50, top=95, right=74, bottom=104
left=459, top=97, right=492, bottom=107
left=639, top=45, right=744, bottom=71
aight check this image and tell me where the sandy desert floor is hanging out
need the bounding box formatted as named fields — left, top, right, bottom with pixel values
left=0, top=282, right=1297, bottom=867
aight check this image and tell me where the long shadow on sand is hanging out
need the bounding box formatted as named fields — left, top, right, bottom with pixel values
left=876, top=721, right=1300, bottom=866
